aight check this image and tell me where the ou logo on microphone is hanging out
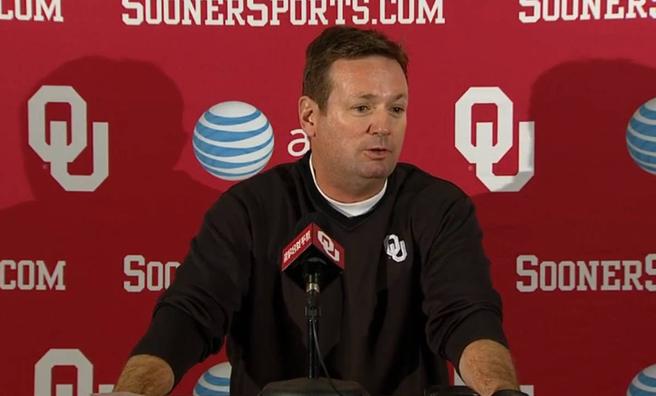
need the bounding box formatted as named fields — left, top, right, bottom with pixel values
left=28, top=85, right=109, bottom=192
left=455, top=87, right=534, bottom=192
left=317, top=230, right=340, bottom=262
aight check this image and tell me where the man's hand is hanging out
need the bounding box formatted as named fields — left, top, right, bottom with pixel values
left=92, top=393, right=143, bottom=396
left=111, top=354, right=174, bottom=396
left=458, top=339, right=520, bottom=396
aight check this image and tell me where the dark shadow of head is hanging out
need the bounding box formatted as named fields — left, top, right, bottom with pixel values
left=473, top=59, right=656, bottom=207
left=469, top=59, right=656, bottom=261
left=20, top=56, right=186, bottom=201
left=527, top=59, right=656, bottom=188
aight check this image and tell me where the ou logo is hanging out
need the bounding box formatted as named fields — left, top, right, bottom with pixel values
left=317, top=230, right=340, bottom=262
left=34, top=349, right=114, bottom=395
left=455, top=87, right=534, bottom=192
left=384, top=234, right=407, bottom=263
left=28, top=85, right=109, bottom=192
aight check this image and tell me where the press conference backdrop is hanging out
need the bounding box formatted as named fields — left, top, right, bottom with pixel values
left=1, top=1, right=655, bottom=395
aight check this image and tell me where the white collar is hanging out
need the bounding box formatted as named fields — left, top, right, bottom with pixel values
left=309, top=154, right=387, bottom=218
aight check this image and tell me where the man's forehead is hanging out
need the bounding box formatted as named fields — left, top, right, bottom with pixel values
left=329, top=59, right=406, bottom=84
left=329, top=56, right=404, bottom=73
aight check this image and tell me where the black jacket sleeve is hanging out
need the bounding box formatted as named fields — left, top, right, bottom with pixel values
left=417, top=185, right=507, bottom=372
left=132, top=190, right=253, bottom=385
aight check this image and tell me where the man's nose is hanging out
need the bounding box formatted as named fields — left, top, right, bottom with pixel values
left=367, top=110, right=393, bottom=136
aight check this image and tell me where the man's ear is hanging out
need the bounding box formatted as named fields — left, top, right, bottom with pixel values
left=298, top=96, right=319, bottom=138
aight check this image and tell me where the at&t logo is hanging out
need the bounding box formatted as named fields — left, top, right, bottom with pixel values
left=626, top=98, right=656, bottom=175
left=628, top=364, right=656, bottom=395
left=194, top=362, right=231, bottom=396
left=455, top=87, right=535, bottom=192
left=193, top=101, right=274, bottom=181
left=28, top=85, right=109, bottom=192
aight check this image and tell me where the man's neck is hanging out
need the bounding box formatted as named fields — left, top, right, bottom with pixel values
left=309, top=155, right=386, bottom=203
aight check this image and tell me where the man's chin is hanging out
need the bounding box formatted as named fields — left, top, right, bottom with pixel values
left=359, top=163, right=395, bottom=179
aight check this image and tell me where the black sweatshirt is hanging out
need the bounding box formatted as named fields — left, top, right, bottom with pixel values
left=133, top=153, right=507, bottom=396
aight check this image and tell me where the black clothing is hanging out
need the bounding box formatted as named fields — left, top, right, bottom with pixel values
left=134, top=154, right=507, bottom=396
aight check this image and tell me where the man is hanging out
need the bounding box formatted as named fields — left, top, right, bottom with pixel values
left=109, top=26, right=524, bottom=396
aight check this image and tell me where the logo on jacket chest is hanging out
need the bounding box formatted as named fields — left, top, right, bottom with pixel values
left=384, top=234, right=407, bottom=263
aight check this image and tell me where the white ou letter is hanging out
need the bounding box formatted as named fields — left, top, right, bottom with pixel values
left=35, top=349, right=93, bottom=396
left=384, top=234, right=407, bottom=263
left=455, top=87, right=534, bottom=192
left=28, top=85, right=109, bottom=192
left=317, top=230, right=340, bottom=262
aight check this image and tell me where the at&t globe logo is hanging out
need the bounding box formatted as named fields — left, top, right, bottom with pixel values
left=193, top=101, right=274, bottom=180
left=627, top=98, right=656, bottom=175
left=194, top=362, right=231, bottom=396
left=628, top=364, right=656, bottom=396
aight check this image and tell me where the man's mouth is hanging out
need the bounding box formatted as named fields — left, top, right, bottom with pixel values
left=365, top=147, right=391, bottom=158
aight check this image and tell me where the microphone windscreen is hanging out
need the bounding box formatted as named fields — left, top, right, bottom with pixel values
left=281, top=213, right=345, bottom=289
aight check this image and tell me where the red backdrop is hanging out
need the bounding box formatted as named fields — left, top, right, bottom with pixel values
left=1, top=1, right=655, bottom=395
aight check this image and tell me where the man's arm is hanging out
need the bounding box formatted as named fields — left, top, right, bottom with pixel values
left=414, top=188, right=521, bottom=395
left=105, top=191, right=254, bottom=395
left=112, top=354, right=174, bottom=396
left=459, top=339, right=520, bottom=396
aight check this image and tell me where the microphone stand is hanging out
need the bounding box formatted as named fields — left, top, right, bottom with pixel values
left=305, top=271, right=321, bottom=379
left=259, top=258, right=369, bottom=396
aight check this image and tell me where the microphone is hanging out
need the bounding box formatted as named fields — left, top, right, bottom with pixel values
left=281, top=213, right=345, bottom=380
left=266, top=213, right=370, bottom=393
left=281, top=213, right=345, bottom=291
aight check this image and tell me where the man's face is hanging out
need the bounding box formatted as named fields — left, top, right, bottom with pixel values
left=306, top=56, right=408, bottom=187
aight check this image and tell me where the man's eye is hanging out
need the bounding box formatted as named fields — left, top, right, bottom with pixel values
left=391, top=106, right=406, bottom=114
left=354, top=105, right=369, bottom=112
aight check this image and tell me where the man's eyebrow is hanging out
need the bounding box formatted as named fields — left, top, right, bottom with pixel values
left=352, top=93, right=408, bottom=101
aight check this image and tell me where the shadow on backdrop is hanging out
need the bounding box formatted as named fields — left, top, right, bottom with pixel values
left=472, top=60, right=656, bottom=395
left=0, top=57, right=221, bottom=394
